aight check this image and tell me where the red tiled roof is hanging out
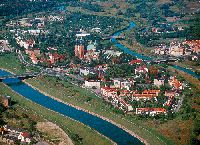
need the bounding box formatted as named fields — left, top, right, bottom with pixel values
left=101, top=87, right=117, bottom=92
left=129, top=59, right=142, bottom=65
left=21, top=132, right=30, bottom=138
left=143, top=90, right=160, bottom=94
left=137, top=108, right=166, bottom=112
left=133, top=94, right=155, bottom=98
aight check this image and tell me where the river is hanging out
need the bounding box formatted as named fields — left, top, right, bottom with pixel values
left=0, top=69, right=143, bottom=145
left=111, top=22, right=200, bottom=79
left=1, top=21, right=199, bottom=145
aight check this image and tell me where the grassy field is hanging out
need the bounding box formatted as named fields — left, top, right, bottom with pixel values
left=26, top=76, right=173, bottom=145
left=0, top=53, right=26, bottom=74
left=0, top=82, right=114, bottom=145
left=171, top=61, right=200, bottom=73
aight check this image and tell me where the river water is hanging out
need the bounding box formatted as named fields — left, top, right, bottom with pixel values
left=111, top=22, right=200, bottom=79
left=0, top=69, right=143, bottom=145
left=1, top=21, right=199, bottom=145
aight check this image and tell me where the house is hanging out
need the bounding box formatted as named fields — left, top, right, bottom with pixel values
left=25, top=48, right=40, bottom=55
left=18, top=132, right=31, bottom=143
left=18, top=39, right=35, bottom=50
left=168, top=41, right=185, bottom=56
left=135, top=65, right=148, bottom=74
left=95, top=64, right=108, bottom=71
left=142, top=90, right=160, bottom=96
left=2, top=95, right=11, bottom=108
left=129, top=59, right=142, bottom=65
left=85, top=80, right=101, bottom=89
left=132, top=90, right=160, bottom=101
left=154, top=44, right=168, bottom=55
left=132, top=94, right=156, bottom=101
left=168, top=76, right=183, bottom=90
left=24, top=40, right=35, bottom=49
left=109, top=95, right=133, bottom=112
left=100, top=87, right=133, bottom=112
left=154, top=79, right=165, bottom=88
left=113, top=78, right=135, bottom=90
left=29, top=51, right=38, bottom=64
left=183, top=40, right=200, bottom=54
left=119, top=90, right=132, bottom=97
left=117, top=97, right=133, bottom=112
left=49, top=53, right=64, bottom=64
left=101, top=87, right=117, bottom=98
left=136, top=108, right=167, bottom=116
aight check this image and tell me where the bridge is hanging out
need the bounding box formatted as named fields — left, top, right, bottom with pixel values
left=102, top=36, right=125, bottom=40
left=0, top=72, right=40, bottom=81
left=144, top=58, right=179, bottom=64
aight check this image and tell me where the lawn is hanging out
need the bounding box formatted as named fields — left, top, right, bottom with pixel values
left=26, top=75, right=173, bottom=145
left=0, top=53, right=26, bottom=74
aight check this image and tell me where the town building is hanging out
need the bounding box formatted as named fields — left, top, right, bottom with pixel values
left=113, top=78, right=135, bottom=90
left=168, top=76, right=183, bottom=90
left=2, top=95, right=11, bottom=108
left=183, top=40, right=200, bottom=54
left=136, top=108, right=167, bottom=116
left=154, top=79, right=165, bottom=88
left=84, top=80, right=101, bottom=89
left=132, top=90, right=160, bottom=101
left=74, top=44, right=85, bottom=59
left=18, top=132, right=31, bottom=143
left=129, top=59, right=142, bottom=65
left=135, top=65, right=148, bottom=74
left=101, top=87, right=118, bottom=98
left=169, top=41, right=185, bottom=56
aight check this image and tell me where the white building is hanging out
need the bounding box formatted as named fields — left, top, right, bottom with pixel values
left=154, top=79, right=165, bottom=88
left=113, top=78, right=134, bottom=90
left=85, top=80, right=101, bottom=89
left=18, top=132, right=31, bottom=143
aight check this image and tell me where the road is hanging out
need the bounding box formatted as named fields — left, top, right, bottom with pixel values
left=174, top=94, right=185, bottom=113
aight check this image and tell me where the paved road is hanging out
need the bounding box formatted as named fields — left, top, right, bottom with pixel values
left=174, top=94, right=185, bottom=113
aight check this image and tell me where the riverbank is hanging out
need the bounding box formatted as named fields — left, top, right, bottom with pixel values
left=1, top=65, right=171, bottom=145
left=36, top=121, right=74, bottom=145
left=23, top=79, right=148, bottom=145
left=25, top=76, right=172, bottom=145
left=0, top=81, right=114, bottom=145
